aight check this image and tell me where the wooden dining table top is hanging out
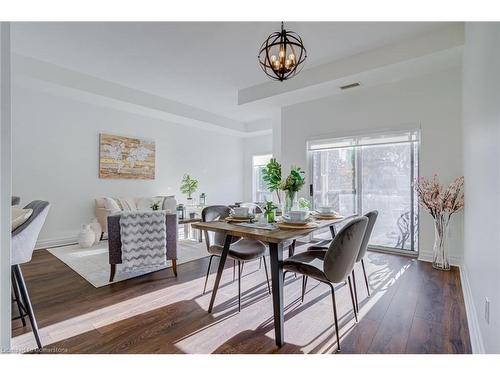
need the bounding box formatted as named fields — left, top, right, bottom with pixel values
left=191, top=216, right=351, bottom=244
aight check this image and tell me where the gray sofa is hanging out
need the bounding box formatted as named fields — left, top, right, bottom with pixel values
left=107, top=212, right=178, bottom=281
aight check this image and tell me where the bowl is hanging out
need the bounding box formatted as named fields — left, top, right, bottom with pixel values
left=288, top=210, right=309, bottom=221
left=316, top=206, right=335, bottom=214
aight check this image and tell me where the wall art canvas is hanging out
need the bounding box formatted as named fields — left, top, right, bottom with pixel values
left=99, top=133, right=155, bottom=179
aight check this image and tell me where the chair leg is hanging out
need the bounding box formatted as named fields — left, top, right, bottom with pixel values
left=237, top=261, right=242, bottom=312
left=109, top=264, right=116, bottom=282
left=262, top=256, right=271, bottom=295
left=12, top=265, right=42, bottom=350
left=352, top=269, right=359, bottom=313
left=99, top=232, right=104, bottom=241
left=240, top=261, right=244, bottom=277
left=329, top=283, right=341, bottom=352
left=301, top=276, right=308, bottom=302
left=233, top=259, right=236, bottom=282
left=11, top=272, right=27, bottom=326
left=172, top=259, right=178, bottom=277
left=361, top=258, right=370, bottom=296
left=203, top=255, right=215, bottom=294
left=259, top=257, right=262, bottom=269
left=347, top=275, right=358, bottom=323
left=283, top=270, right=288, bottom=282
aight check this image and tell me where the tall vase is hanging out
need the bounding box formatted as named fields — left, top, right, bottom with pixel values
left=89, top=218, right=102, bottom=245
left=78, top=224, right=95, bottom=249
left=433, top=215, right=450, bottom=271
left=284, top=191, right=297, bottom=214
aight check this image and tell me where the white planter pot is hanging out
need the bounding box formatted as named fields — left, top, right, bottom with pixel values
left=78, top=224, right=95, bottom=248
left=89, top=218, right=102, bottom=244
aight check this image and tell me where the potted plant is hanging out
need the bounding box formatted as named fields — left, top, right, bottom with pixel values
left=150, top=200, right=161, bottom=211
left=264, top=201, right=278, bottom=223
left=414, top=175, right=464, bottom=270
left=262, top=158, right=282, bottom=204
left=281, top=166, right=306, bottom=213
left=180, top=174, right=199, bottom=205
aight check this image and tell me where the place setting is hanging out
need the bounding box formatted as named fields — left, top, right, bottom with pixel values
left=276, top=209, right=318, bottom=229
left=224, top=206, right=256, bottom=222
left=311, top=206, right=344, bottom=220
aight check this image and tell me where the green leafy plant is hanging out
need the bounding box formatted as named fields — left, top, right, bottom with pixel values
left=264, top=200, right=278, bottom=223
left=262, top=158, right=282, bottom=203
left=180, top=174, right=199, bottom=199
left=298, top=197, right=310, bottom=210
left=150, top=200, right=161, bottom=211
left=264, top=200, right=278, bottom=213
left=282, top=166, right=306, bottom=193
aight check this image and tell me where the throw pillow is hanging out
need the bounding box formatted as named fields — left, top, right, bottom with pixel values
left=11, top=207, right=33, bottom=231
left=137, top=197, right=153, bottom=211
left=161, top=195, right=176, bottom=213
left=103, top=197, right=121, bottom=213
left=116, top=197, right=137, bottom=211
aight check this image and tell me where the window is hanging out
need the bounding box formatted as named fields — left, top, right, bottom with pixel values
left=252, top=154, right=273, bottom=203
left=309, top=130, right=419, bottom=252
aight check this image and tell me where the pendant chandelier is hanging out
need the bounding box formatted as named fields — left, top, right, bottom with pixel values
left=258, top=22, right=307, bottom=82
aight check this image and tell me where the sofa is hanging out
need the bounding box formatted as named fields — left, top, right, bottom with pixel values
left=95, top=196, right=177, bottom=237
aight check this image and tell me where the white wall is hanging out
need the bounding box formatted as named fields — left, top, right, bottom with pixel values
left=243, top=134, right=273, bottom=202
left=280, top=68, right=463, bottom=262
left=12, top=82, right=244, bottom=246
left=462, top=23, right=500, bottom=353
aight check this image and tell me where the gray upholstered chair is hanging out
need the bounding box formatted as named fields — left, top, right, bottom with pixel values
left=202, top=205, right=270, bottom=312
left=283, top=216, right=368, bottom=352
left=351, top=210, right=378, bottom=312
left=238, top=202, right=263, bottom=214
left=11, top=200, right=51, bottom=350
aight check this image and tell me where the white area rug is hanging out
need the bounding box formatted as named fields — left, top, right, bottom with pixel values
left=48, top=239, right=208, bottom=288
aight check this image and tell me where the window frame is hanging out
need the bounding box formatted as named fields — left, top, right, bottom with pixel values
left=252, top=153, right=273, bottom=203
left=307, top=128, right=420, bottom=255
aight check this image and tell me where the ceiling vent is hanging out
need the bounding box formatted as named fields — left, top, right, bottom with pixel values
left=340, top=82, right=361, bottom=90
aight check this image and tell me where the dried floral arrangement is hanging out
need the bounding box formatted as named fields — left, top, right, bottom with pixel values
left=414, top=175, right=464, bottom=221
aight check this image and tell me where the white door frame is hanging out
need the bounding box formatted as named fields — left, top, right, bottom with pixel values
left=0, top=22, right=12, bottom=352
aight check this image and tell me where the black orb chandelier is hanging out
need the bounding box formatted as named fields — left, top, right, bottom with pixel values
left=258, top=22, right=307, bottom=82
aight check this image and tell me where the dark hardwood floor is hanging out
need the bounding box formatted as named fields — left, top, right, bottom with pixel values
left=12, top=243, right=471, bottom=354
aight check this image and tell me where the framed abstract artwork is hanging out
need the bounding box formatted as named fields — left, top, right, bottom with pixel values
left=99, top=133, right=155, bottom=179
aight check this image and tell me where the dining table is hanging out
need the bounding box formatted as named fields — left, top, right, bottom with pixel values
left=191, top=215, right=352, bottom=347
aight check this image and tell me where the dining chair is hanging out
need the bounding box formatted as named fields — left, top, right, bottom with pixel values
left=303, top=211, right=378, bottom=313
left=283, top=216, right=368, bottom=352
left=11, top=200, right=51, bottom=350
left=350, top=210, right=378, bottom=312
left=201, top=205, right=271, bottom=312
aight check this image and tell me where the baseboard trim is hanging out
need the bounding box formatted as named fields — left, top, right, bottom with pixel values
left=460, top=265, right=485, bottom=353
left=35, top=235, right=78, bottom=250
left=417, top=250, right=462, bottom=266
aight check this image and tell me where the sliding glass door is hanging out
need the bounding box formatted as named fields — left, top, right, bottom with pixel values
left=309, top=130, right=419, bottom=252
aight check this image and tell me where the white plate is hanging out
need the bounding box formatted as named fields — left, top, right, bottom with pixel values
left=314, top=210, right=337, bottom=215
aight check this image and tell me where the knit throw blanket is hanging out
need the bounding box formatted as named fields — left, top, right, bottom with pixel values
left=119, top=211, right=167, bottom=272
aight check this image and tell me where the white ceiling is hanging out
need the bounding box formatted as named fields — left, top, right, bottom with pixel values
left=12, top=22, right=454, bottom=123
